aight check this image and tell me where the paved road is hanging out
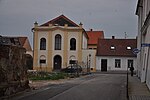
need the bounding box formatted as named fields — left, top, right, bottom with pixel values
left=13, top=74, right=127, bottom=100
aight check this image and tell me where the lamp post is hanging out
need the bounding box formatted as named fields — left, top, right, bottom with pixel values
left=89, top=54, right=91, bottom=74
left=127, top=64, right=129, bottom=98
left=87, top=56, right=88, bottom=74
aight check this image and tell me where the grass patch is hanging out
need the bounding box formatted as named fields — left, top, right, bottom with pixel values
left=28, top=71, right=69, bottom=81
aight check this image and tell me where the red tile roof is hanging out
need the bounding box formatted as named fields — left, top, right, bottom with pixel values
left=86, top=30, right=104, bottom=45
left=40, top=15, right=79, bottom=27
left=18, top=37, right=27, bottom=46
left=96, top=38, right=137, bottom=57
left=18, top=37, right=32, bottom=51
left=2, top=36, right=32, bottom=51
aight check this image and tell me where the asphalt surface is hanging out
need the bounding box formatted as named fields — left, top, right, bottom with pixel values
left=12, top=73, right=127, bottom=100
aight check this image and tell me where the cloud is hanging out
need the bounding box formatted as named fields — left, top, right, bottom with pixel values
left=0, top=0, right=138, bottom=47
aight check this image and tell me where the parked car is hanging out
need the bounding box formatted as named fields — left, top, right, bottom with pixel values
left=61, top=65, right=82, bottom=73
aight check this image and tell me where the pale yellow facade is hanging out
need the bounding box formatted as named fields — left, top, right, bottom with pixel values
left=32, top=15, right=96, bottom=72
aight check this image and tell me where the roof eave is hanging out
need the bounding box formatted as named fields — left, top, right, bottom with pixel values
left=96, top=55, right=137, bottom=57
left=135, top=0, right=143, bottom=15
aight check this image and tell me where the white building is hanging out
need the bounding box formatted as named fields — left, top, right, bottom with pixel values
left=136, top=0, right=150, bottom=89
left=96, top=36, right=137, bottom=71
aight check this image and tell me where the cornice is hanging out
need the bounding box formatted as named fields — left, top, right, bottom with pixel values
left=33, top=26, right=83, bottom=32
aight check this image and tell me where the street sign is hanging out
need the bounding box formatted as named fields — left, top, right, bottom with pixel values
left=141, top=43, right=150, bottom=47
left=132, top=48, right=140, bottom=55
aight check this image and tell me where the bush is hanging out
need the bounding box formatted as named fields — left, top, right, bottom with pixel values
left=28, top=71, right=69, bottom=81
left=50, top=73, right=68, bottom=80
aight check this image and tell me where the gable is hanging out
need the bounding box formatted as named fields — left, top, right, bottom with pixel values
left=41, top=15, right=79, bottom=27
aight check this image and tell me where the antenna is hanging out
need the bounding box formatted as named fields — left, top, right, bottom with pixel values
left=125, top=32, right=127, bottom=39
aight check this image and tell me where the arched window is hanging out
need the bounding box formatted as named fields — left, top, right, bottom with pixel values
left=40, top=38, right=46, bottom=50
left=39, top=55, right=46, bottom=64
left=70, top=38, right=76, bottom=50
left=55, top=34, right=61, bottom=50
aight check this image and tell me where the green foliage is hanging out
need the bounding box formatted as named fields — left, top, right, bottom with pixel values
left=28, top=71, right=69, bottom=81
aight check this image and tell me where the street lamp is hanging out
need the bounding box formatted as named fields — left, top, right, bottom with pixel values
left=127, top=64, right=129, bottom=98
left=87, top=56, right=88, bottom=74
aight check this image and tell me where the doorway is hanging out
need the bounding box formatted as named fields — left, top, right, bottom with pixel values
left=54, top=55, right=62, bottom=70
left=101, top=59, right=107, bottom=71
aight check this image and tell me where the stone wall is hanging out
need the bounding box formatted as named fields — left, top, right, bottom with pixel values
left=0, top=45, right=29, bottom=97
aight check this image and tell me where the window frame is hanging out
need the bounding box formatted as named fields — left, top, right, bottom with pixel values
left=110, top=45, right=115, bottom=50
left=127, top=46, right=132, bottom=50
left=115, top=59, right=121, bottom=68
left=70, top=38, right=76, bottom=50
left=55, top=34, right=62, bottom=50
left=40, top=59, right=46, bottom=64
left=128, top=59, right=133, bottom=68
left=40, top=38, right=46, bottom=50
left=39, top=55, right=46, bottom=65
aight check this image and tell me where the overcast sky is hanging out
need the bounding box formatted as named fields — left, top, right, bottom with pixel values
left=0, top=0, right=138, bottom=48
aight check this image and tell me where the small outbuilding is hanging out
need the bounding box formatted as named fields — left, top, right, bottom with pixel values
left=96, top=36, right=137, bottom=71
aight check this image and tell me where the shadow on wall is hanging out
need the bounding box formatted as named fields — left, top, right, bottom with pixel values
left=26, top=54, right=33, bottom=70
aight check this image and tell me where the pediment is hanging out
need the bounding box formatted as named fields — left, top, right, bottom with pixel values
left=41, top=15, right=79, bottom=27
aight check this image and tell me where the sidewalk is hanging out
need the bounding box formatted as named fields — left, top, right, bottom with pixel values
left=128, top=75, right=150, bottom=100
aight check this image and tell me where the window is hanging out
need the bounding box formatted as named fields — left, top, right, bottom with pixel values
left=69, top=60, right=77, bottom=64
left=127, top=46, right=132, bottom=50
left=40, top=60, right=46, bottom=64
left=40, top=38, right=46, bottom=50
left=115, top=59, right=121, bottom=68
left=39, top=55, right=46, bottom=64
left=55, top=34, right=61, bottom=50
left=70, top=38, right=76, bottom=50
left=110, top=45, right=115, bottom=50
left=128, top=60, right=133, bottom=68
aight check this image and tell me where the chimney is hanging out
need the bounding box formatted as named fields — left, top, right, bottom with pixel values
left=112, top=36, right=115, bottom=39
